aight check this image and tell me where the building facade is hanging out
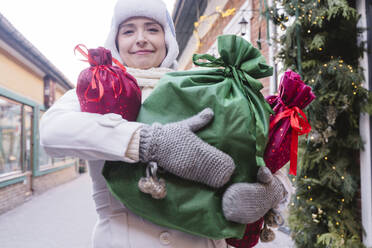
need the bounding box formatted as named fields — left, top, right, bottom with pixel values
left=0, top=13, right=78, bottom=214
left=173, top=0, right=277, bottom=96
left=359, top=0, right=372, bottom=246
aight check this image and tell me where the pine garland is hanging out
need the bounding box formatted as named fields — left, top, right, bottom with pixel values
left=267, top=0, right=372, bottom=247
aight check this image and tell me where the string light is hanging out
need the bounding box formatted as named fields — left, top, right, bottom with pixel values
left=192, top=7, right=235, bottom=49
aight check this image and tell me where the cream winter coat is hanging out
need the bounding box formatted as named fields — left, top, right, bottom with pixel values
left=39, top=68, right=227, bottom=248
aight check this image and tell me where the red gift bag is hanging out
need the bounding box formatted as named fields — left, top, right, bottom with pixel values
left=227, top=71, right=315, bottom=248
left=75, top=45, right=141, bottom=121
left=264, top=70, right=315, bottom=175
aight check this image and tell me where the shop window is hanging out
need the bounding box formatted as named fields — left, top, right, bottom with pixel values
left=0, top=96, right=22, bottom=175
left=24, top=106, right=33, bottom=171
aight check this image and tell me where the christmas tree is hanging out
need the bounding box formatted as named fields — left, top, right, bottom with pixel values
left=268, top=0, right=372, bottom=247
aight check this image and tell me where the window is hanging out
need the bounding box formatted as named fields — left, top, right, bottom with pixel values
left=0, top=96, right=23, bottom=175
left=24, top=106, right=33, bottom=172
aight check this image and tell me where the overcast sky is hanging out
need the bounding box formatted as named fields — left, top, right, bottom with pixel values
left=0, top=0, right=176, bottom=85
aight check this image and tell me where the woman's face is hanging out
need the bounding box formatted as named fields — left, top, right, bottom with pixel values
left=116, top=17, right=167, bottom=69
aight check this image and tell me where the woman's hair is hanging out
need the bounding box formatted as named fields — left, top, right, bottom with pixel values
left=104, top=0, right=179, bottom=69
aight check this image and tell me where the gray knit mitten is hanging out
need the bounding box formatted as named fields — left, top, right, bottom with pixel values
left=222, top=166, right=287, bottom=224
left=139, top=108, right=235, bottom=188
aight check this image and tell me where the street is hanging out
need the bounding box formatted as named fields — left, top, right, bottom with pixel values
left=0, top=173, right=96, bottom=248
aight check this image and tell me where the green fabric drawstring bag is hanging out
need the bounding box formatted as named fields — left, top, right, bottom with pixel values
left=102, top=35, right=273, bottom=239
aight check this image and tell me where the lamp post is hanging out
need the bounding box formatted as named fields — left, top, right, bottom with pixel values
left=238, top=17, right=248, bottom=36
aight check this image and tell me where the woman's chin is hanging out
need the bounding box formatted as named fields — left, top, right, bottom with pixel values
left=133, top=61, right=161, bottom=69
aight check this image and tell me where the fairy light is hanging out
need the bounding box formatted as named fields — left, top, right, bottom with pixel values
left=192, top=7, right=235, bottom=49
left=308, top=185, right=311, bottom=190
left=332, top=166, right=336, bottom=170
left=341, top=176, right=345, bottom=180
left=324, top=156, right=328, bottom=160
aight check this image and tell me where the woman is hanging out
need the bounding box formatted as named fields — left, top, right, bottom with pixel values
left=40, top=0, right=288, bottom=247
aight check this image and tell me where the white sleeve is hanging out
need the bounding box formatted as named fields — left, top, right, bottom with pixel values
left=39, top=89, right=142, bottom=163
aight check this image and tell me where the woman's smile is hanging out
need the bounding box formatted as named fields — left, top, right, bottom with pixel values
left=132, top=49, right=155, bottom=55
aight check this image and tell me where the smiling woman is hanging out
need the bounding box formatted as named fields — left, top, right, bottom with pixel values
left=116, top=18, right=167, bottom=69
left=38, top=0, right=231, bottom=247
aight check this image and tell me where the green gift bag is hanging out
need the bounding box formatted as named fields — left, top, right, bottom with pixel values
left=102, top=35, right=273, bottom=239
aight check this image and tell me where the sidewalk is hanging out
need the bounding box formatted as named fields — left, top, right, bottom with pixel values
left=255, top=227, right=294, bottom=248
left=0, top=172, right=294, bottom=248
left=0, top=173, right=97, bottom=248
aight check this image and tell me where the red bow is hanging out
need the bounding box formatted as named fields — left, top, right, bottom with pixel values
left=270, top=106, right=311, bottom=175
left=74, top=44, right=127, bottom=102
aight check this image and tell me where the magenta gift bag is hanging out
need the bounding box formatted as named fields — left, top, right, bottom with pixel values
left=264, top=70, right=315, bottom=175
left=75, top=45, right=141, bottom=121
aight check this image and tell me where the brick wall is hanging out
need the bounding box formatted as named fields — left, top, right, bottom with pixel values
left=0, top=173, right=32, bottom=214
left=184, top=0, right=271, bottom=96
left=250, top=0, right=270, bottom=96
left=33, top=166, right=77, bottom=194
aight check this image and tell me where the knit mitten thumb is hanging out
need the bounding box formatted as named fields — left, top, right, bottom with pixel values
left=222, top=166, right=287, bottom=224
left=139, top=108, right=235, bottom=188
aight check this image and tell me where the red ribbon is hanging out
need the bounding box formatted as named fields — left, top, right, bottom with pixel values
left=74, top=44, right=126, bottom=102
left=269, top=106, right=311, bottom=175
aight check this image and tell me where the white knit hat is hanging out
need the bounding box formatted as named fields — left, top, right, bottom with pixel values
left=104, top=0, right=179, bottom=69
